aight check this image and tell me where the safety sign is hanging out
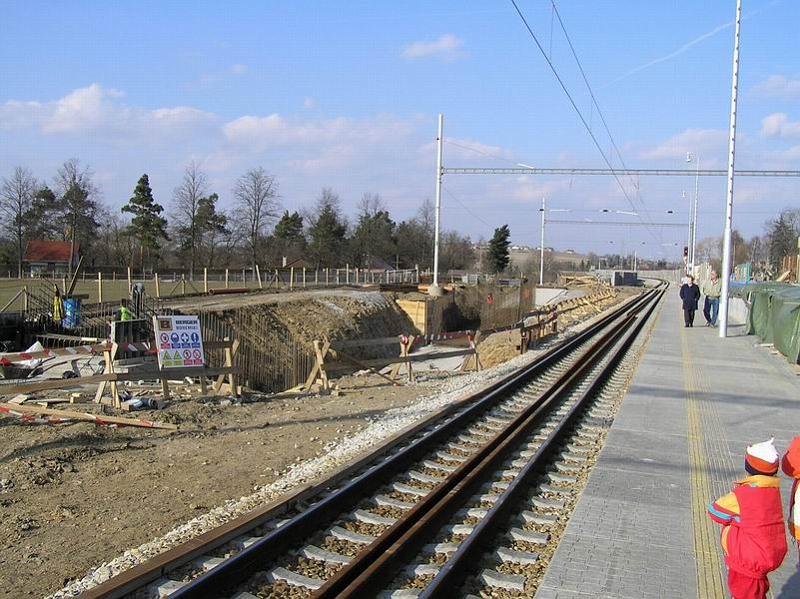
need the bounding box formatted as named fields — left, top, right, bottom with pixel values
left=153, top=315, right=205, bottom=368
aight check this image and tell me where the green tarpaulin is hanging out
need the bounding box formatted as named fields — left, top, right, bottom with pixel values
left=733, top=283, right=800, bottom=364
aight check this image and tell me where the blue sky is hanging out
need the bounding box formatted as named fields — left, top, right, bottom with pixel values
left=1, top=1, right=799, bottom=259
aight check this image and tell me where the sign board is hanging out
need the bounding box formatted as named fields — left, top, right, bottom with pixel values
left=153, top=315, right=205, bottom=369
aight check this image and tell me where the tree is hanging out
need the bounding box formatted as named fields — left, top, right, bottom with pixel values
left=0, top=167, right=38, bottom=277
left=27, top=186, right=61, bottom=241
left=767, top=212, right=797, bottom=273
left=121, top=174, right=168, bottom=270
left=487, top=225, right=511, bottom=274
left=173, top=161, right=209, bottom=277
left=233, top=167, right=281, bottom=273
left=350, top=193, right=396, bottom=267
left=54, top=158, right=101, bottom=272
left=307, top=188, right=347, bottom=268
left=440, top=231, right=476, bottom=272
left=196, top=193, right=228, bottom=267
left=396, top=199, right=435, bottom=269
left=271, top=210, right=305, bottom=265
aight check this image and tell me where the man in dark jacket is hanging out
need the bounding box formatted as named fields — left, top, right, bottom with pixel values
left=680, top=275, right=701, bottom=327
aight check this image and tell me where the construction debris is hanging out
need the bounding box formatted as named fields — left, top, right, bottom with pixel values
left=0, top=401, right=177, bottom=430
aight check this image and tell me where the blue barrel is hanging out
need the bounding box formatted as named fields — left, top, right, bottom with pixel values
left=63, top=297, right=81, bottom=328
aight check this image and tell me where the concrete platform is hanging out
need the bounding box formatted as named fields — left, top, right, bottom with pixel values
left=537, top=291, right=800, bottom=599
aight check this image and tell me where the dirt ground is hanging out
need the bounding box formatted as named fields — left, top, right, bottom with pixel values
left=0, top=375, right=433, bottom=598
left=0, top=285, right=637, bottom=598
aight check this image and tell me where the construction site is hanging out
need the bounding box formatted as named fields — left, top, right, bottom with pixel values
left=0, top=266, right=635, bottom=598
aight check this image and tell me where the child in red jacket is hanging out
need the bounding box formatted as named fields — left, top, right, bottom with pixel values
left=708, top=438, right=788, bottom=599
left=782, top=436, right=800, bottom=562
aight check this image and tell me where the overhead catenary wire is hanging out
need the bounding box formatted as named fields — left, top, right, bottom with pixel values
left=508, top=0, right=661, bottom=243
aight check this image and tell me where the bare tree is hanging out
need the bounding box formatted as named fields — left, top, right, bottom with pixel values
left=172, top=161, right=208, bottom=278
left=0, top=166, right=38, bottom=277
left=233, top=167, right=281, bottom=272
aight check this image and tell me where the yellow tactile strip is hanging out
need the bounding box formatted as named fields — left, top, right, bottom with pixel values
left=683, top=327, right=727, bottom=598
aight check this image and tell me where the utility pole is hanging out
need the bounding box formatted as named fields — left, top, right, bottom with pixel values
left=429, top=113, right=444, bottom=297
left=720, top=0, right=742, bottom=339
left=539, top=197, right=546, bottom=286
left=691, top=156, right=700, bottom=274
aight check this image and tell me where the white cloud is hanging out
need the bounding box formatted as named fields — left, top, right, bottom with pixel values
left=753, top=75, right=800, bottom=100
left=639, top=128, right=728, bottom=161
left=230, top=64, right=248, bottom=76
left=0, top=84, right=215, bottom=136
left=401, top=34, right=466, bottom=61
left=760, top=112, right=800, bottom=138
left=223, top=113, right=415, bottom=150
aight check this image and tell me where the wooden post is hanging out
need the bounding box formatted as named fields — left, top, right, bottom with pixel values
left=181, top=274, right=186, bottom=296
left=97, top=272, right=103, bottom=303
left=242, top=268, right=246, bottom=284
left=203, top=267, right=208, bottom=293
left=154, top=272, right=160, bottom=298
left=326, top=268, right=329, bottom=286
left=315, top=269, right=319, bottom=286
left=289, top=266, right=294, bottom=290
left=336, top=269, right=340, bottom=285
left=302, top=267, right=306, bottom=288
left=274, top=269, right=279, bottom=289
left=355, top=268, right=359, bottom=285
left=255, top=265, right=263, bottom=289
left=225, top=269, right=229, bottom=288
left=23, top=285, right=28, bottom=313
left=346, top=264, right=350, bottom=284
left=127, top=266, right=132, bottom=292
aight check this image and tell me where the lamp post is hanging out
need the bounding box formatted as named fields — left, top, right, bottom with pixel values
left=539, top=197, right=546, bottom=286
left=687, top=152, right=700, bottom=274
left=430, top=113, right=444, bottom=297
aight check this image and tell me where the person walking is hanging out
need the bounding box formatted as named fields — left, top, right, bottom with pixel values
left=679, top=275, right=701, bottom=327
left=702, top=270, right=722, bottom=326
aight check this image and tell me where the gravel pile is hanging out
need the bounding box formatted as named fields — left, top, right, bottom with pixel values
left=48, top=295, right=638, bottom=599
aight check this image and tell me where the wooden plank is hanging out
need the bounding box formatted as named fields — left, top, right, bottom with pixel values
left=0, top=402, right=178, bottom=430
left=331, top=336, right=404, bottom=349
left=326, top=348, right=475, bottom=370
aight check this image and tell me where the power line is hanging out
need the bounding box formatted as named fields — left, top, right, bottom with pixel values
left=507, top=0, right=660, bottom=242
left=441, top=185, right=493, bottom=228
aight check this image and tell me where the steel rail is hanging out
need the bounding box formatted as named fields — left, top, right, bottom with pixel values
left=420, top=286, right=664, bottom=597
left=319, top=288, right=662, bottom=598
left=83, top=287, right=656, bottom=599
left=171, top=288, right=660, bottom=598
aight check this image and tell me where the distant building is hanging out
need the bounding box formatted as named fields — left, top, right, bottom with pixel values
left=23, top=240, right=80, bottom=276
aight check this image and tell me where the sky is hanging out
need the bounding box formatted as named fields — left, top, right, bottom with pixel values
left=1, top=0, right=799, bottom=261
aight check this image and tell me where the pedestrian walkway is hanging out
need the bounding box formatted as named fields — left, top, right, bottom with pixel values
left=536, top=291, right=800, bottom=599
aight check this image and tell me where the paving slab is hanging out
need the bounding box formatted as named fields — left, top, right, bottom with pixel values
left=537, top=291, right=800, bottom=599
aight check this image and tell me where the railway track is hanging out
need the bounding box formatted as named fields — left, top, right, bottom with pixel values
left=81, top=284, right=664, bottom=599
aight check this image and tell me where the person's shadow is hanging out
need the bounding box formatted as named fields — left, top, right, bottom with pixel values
left=775, top=566, right=800, bottom=598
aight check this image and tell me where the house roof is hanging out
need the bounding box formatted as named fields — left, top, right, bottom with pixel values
left=23, top=240, right=78, bottom=263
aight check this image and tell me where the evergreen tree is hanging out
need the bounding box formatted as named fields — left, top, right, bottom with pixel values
left=768, top=213, right=797, bottom=272
left=195, top=193, right=228, bottom=267
left=487, top=224, right=511, bottom=274
left=351, top=209, right=396, bottom=267
left=122, top=174, right=168, bottom=269
left=274, top=211, right=304, bottom=243
left=308, top=190, right=347, bottom=268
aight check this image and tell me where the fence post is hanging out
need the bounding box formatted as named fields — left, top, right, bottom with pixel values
left=315, top=269, right=319, bottom=286
left=355, top=267, right=359, bottom=285
left=23, top=285, right=28, bottom=312
left=225, top=268, right=229, bottom=288
left=302, top=267, right=306, bottom=288
left=242, top=268, right=246, bottom=284
left=154, top=272, right=160, bottom=298
left=346, top=264, right=350, bottom=284
left=204, top=267, right=209, bottom=293
left=325, top=268, right=329, bottom=286
left=181, top=274, right=186, bottom=296
left=290, top=266, right=294, bottom=290
left=255, top=265, right=263, bottom=289
left=97, top=272, right=104, bottom=303
left=127, top=266, right=132, bottom=292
